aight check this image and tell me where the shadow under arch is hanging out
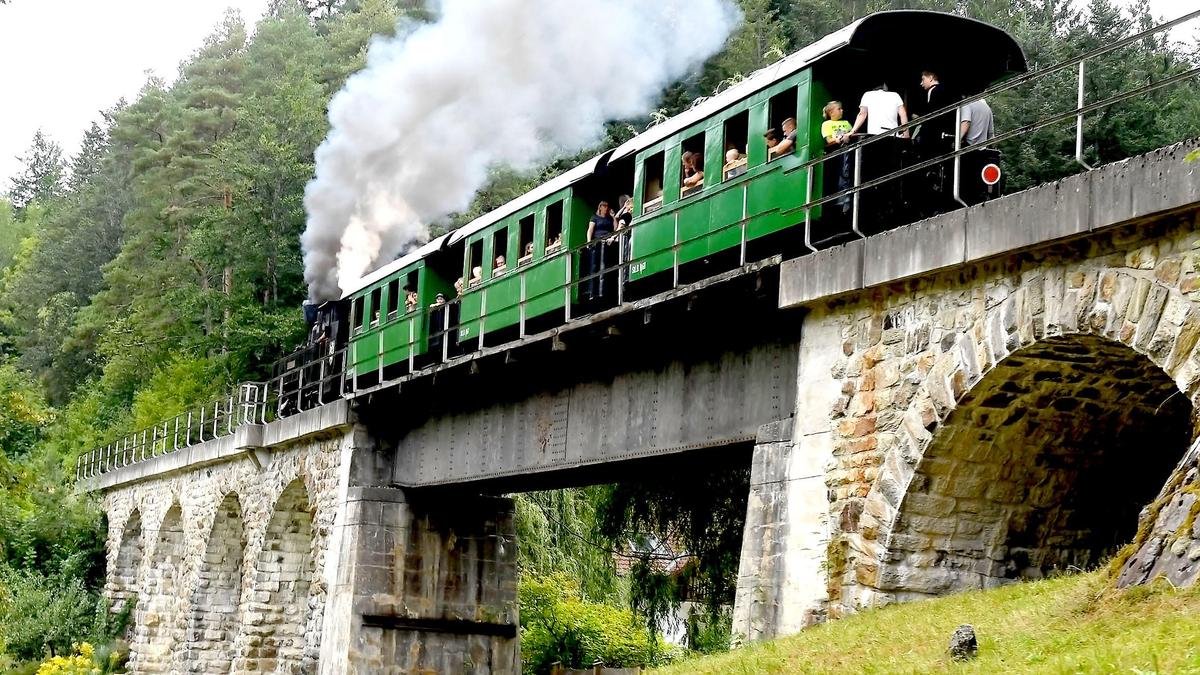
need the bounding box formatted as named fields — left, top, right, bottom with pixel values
left=186, top=493, right=245, bottom=673
left=129, top=503, right=187, bottom=674
left=109, top=509, right=143, bottom=625
left=232, top=478, right=317, bottom=674
left=878, top=333, right=1193, bottom=599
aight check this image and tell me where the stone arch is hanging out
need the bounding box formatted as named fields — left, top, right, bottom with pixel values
left=877, top=334, right=1192, bottom=598
left=185, top=493, right=244, bottom=673
left=129, top=502, right=188, bottom=673
left=108, top=509, right=143, bottom=623
left=233, top=478, right=316, bottom=674
left=847, top=264, right=1200, bottom=606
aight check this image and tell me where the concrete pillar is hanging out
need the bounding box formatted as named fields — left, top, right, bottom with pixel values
left=319, top=487, right=519, bottom=674
left=732, top=310, right=842, bottom=640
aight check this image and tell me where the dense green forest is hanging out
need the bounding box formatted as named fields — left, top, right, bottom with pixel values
left=0, top=0, right=1195, bottom=671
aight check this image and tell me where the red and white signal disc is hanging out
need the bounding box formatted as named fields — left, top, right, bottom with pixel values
left=981, top=163, right=1002, bottom=186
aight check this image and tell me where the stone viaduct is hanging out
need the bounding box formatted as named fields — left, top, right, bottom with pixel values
left=85, top=141, right=1200, bottom=673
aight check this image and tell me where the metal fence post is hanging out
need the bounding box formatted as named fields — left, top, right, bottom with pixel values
left=852, top=145, right=864, bottom=238
left=1076, top=60, right=1093, bottom=170
left=953, top=105, right=968, bottom=208
left=804, top=165, right=818, bottom=252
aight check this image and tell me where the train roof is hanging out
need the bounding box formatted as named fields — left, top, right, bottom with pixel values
left=343, top=10, right=1026, bottom=299
left=611, top=10, right=1027, bottom=162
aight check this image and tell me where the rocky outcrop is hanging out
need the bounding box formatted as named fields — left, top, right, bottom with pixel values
left=1117, top=438, right=1200, bottom=588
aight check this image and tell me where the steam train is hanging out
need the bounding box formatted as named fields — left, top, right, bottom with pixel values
left=275, top=10, right=1026, bottom=399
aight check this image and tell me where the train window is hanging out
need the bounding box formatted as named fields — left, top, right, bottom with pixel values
left=518, top=214, right=535, bottom=264
left=353, top=296, right=365, bottom=334
left=642, top=152, right=664, bottom=214
left=767, top=87, right=798, bottom=161
left=404, top=271, right=418, bottom=313
left=386, top=278, right=400, bottom=318
left=723, top=111, right=750, bottom=180
left=369, top=287, right=382, bottom=326
left=492, top=229, right=509, bottom=276
left=680, top=132, right=705, bottom=198
left=545, top=201, right=563, bottom=253
left=468, top=240, right=484, bottom=287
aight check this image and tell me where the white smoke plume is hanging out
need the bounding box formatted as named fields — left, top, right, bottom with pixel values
left=302, top=0, right=742, bottom=301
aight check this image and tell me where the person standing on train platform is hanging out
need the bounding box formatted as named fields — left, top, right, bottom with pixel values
left=848, top=83, right=909, bottom=224
left=960, top=98, right=995, bottom=146
left=585, top=201, right=615, bottom=303
left=916, top=70, right=956, bottom=155
left=821, top=101, right=853, bottom=215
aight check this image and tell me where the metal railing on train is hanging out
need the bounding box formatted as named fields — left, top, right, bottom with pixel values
left=77, top=9, right=1200, bottom=481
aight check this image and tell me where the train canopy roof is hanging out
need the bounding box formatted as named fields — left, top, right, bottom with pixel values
left=609, top=10, right=1027, bottom=162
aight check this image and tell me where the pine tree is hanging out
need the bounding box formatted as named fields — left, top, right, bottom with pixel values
left=6, top=130, right=65, bottom=214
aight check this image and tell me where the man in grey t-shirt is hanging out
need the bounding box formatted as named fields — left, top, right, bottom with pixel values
left=960, top=99, right=994, bottom=146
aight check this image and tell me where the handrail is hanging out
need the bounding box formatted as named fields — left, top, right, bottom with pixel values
left=76, top=10, right=1200, bottom=483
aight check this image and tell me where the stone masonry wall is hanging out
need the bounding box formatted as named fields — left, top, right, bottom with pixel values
left=102, top=433, right=345, bottom=675
left=825, top=210, right=1200, bottom=612
left=735, top=208, right=1200, bottom=637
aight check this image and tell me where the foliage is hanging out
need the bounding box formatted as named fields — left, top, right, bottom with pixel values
left=33, top=641, right=125, bottom=675
left=6, top=130, right=64, bottom=214
left=1188, top=148, right=1200, bottom=162
left=598, top=458, right=749, bottom=647
left=651, top=571, right=1200, bottom=674
left=514, top=488, right=623, bottom=604
left=0, top=561, right=129, bottom=666
left=519, top=573, right=677, bottom=675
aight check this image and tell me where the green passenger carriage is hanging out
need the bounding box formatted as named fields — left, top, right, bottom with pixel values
left=330, top=11, right=1026, bottom=393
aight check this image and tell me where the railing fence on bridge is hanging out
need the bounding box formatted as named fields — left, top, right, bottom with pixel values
left=76, top=9, right=1200, bottom=482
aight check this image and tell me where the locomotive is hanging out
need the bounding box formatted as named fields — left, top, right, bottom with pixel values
left=276, top=10, right=1026, bottom=397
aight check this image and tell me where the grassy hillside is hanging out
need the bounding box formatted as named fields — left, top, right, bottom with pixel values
left=654, top=571, right=1200, bottom=674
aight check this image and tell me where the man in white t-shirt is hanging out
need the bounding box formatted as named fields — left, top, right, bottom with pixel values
left=849, top=84, right=910, bottom=138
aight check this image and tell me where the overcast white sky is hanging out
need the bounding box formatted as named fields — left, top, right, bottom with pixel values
left=0, top=0, right=1196, bottom=190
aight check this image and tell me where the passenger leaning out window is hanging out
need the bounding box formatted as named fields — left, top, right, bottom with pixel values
left=681, top=152, right=704, bottom=193
left=769, top=118, right=799, bottom=159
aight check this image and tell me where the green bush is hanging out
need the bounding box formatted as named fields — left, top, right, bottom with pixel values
left=0, top=560, right=129, bottom=666
left=520, top=573, right=677, bottom=675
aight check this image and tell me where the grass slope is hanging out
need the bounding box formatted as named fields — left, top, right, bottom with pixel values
left=654, top=571, right=1200, bottom=674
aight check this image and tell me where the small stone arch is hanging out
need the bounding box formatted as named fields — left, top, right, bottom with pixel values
left=185, top=493, right=245, bottom=673
left=129, top=503, right=188, bottom=673
left=877, top=334, right=1191, bottom=598
left=851, top=266, right=1200, bottom=605
left=233, top=478, right=317, bottom=674
left=107, top=509, right=143, bottom=626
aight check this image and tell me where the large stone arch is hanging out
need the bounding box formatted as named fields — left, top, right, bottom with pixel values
left=232, top=478, right=317, bottom=674
left=875, top=333, right=1191, bottom=599
left=107, top=508, right=143, bottom=626
left=129, top=503, right=188, bottom=673
left=830, top=255, right=1200, bottom=610
left=185, top=493, right=245, bottom=673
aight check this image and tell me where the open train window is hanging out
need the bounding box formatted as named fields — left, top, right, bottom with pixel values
left=468, top=240, right=484, bottom=287
left=767, top=87, right=799, bottom=161
left=680, top=132, right=705, bottom=198
left=642, top=152, right=664, bottom=214
left=353, top=296, right=365, bottom=334
left=545, top=201, right=563, bottom=253
left=404, top=270, right=418, bottom=313
left=723, top=110, right=750, bottom=180
left=369, top=287, right=382, bottom=327
left=386, top=278, right=400, bottom=318
left=518, top=214, right=535, bottom=264
left=492, top=229, right=509, bottom=276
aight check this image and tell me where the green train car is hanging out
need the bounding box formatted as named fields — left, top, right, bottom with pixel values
left=330, top=11, right=1025, bottom=391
